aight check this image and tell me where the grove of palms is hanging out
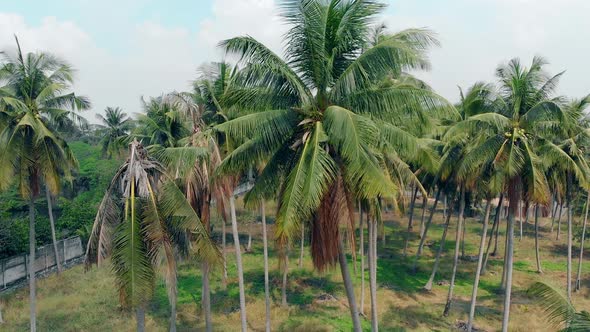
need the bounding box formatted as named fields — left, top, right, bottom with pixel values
left=1, top=1, right=590, bottom=332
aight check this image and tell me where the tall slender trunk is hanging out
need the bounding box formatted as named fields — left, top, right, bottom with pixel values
left=501, top=178, right=518, bottom=332
left=260, top=201, right=271, bottom=332
left=368, top=220, right=378, bottom=332
left=482, top=194, right=503, bottom=274
left=575, top=192, right=590, bottom=291
left=558, top=205, right=563, bottom=240
left=281, top=250, right=289, bottom=307
left=403, top=187, right=419, bottom=256
left=566, top=178, right=573, bottom=301
left=412, top=188, right=441, bottom=272
left=229, top=195, right=247, bottom=332
left=136, top=307, right=145, bottom=332
left=359, top=210, right=365, bottom=315
left=554, top=204, right=563, bottom=238
left=29, top=198, right=37, bottom=332
left=220, top=214, right=228, bottom=290
left=534, top=204, right=543, bottom=274
left=551, top=201, right=558, bottom=231
left=406, top=185, right=417, bottom=230
left=443, top=186, right=465, bottom=317
left=524, top=201, right=530, bottom=225
left=338, top=237, right=362, bottom=332
left=419, top=196, right=428, bottom=239
left=443, top=193, right=448, bottom=220
left=200, top=200, right=212, bottom=332
left=460, top=217, right=467, bottom=258
left=424, top=203, right=453, bottom=291
left=519, top=200, right=523, bottom=241
left=170, top=286, right=177, bottom=332
left=299, top=224, right=305, bottom=268
left=491, top=202, right=502, bottom=257
left=500, top=216, right=509, bottom=291
left=45, top=189, right=62, bottom=274
left=246, top=225, right=252, bottom=252
left=467, top=199, right=492, bottom=331
left=202, top=262, right=211, bottom=332
left=550, top=193, right=557, bottom=220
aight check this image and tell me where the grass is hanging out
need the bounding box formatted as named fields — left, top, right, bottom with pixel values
left=1, top=200, right=590, bottom=331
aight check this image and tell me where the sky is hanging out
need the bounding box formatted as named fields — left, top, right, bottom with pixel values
left=1, top=0, right=589, bottom=123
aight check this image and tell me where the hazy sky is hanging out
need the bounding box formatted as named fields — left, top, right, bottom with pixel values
left=1, top=0, right=589, bottom=122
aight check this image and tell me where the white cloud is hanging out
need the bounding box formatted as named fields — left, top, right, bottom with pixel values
left=384, top=0, right=590, bottom=101
left=197, top=0, right=286, bottom=58
left=0, top=0, right=285, bottom=122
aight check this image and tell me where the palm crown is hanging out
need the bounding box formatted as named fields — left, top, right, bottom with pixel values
left=217, top=0, right=450, bottom=270
left=0, top=37, right=90, bottom=197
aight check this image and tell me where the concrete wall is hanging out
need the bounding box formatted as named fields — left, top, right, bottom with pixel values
left=0, top=236, right=83, bottom=289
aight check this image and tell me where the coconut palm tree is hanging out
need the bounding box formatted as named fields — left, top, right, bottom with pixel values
left=135, top=96, right=189, bottom=147
left=0, top=37, right=90, bottom=332
left=186, top=61, right=250, bottom=331
left=96, top=106, right=133, bottom=158
left=84, top=140, right=219, bottom=332
left=541, top=95, right=590, bottom=299
left=439, top=82, right=502, bottom=324
left=576, top=190, right=590, bottom=291
left=457, top=56, right=570, bottom=331
left=157, top=83, right=233, bottom=332
left=216, top=1, right=450, bottom=330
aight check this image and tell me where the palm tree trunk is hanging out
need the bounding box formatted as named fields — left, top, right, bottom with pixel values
left=554, top=203, right=563, bottom=238
left=575, top=192, right=589, bottom=291
left=202, top=262, right=211, bottom=332
left=524, top=200, right=531, bottom=225
left=229, top=195, right=248, bottom=332
left=221, top=215, right=228, bottom=291
left=482, top=193, right=503, bottom=274
left=281, top=250, right=289, bottom=307
left=419, top=196, right=428, bottom=239
left=424, top=203, right=453, bottom=291
left=403, top=187, right=419, bottom=256
left=261, top=201, right=271, bottom=332
left=170, top=289, right=177, bottom=332
left=500, top=217, right=509, bottom=291
left=519, top=200, right=523, bottom=241
left=461, top=217, right=467, bottom=258
left=551, top=200, right=560, bottom=232
left=45, top=189, right=62, bottom=274
left=534, top=204, right=543, bottom=274
left=368, top=219, right=378, bottom=332
left=443, top=193, right=447, bottom=220
left=491, top=202, right=502, bottom=257
left=338, top=236, right=362, bottom=332
left=501, top=178, right=518, bottom=332
left=246, top=225, right=252, bottom=252
left=299, top=224, right=305, bottom=268
left=28, top=197, right=37, bottom=332
left=443, top=186, right=465, bottom=317
left=412, top=188, right=441, bottom=272
left=566, top=184, right=573, bottom=301
left=467, top=198, right=492, bottom=331
left=359, top=209, right=365, bottom=315
left=136, top=307, right=146, bottom=332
